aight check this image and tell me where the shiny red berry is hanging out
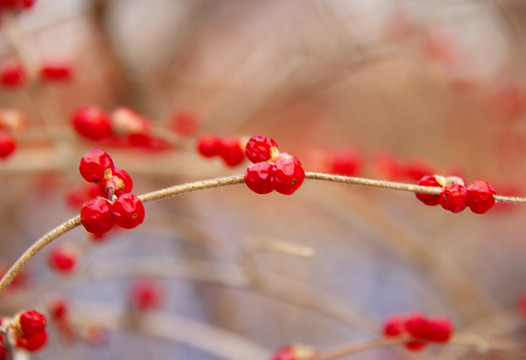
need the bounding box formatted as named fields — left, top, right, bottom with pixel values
left=197, top=134, right=221, bottom=158
left=79, top=149, right=114, bottom=183
left=426, top=317, right=453, bottom=343
left=16, top=331, right=47, bottom=352
left=18, top=310, right=46, bottom=337
left=245, top=162, right=273, bottom=194
left=72, top=106, right=112, bottom=141
left=98, top=168, right=133, bottom=198
left=245, top=135, right=278, bottom=163
left=218, top=137, right=245, bottom=167
left=0, top=130, right=16, bottom=159
left=47, top=246, right=76, bottom=274
left=383, top=315, right=405, bottom=337
left=416, top=175, right=442, bottom=206
left=81, top=198, right=114, bottom=235
left=269, top=153, right=305, bottom=195
left=466, top=181, right=496, bottom=214
left=440, top=184, right=468, bottom=213
left=111, top=193, right=145, bottom=229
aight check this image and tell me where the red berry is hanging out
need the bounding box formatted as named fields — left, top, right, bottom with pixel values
left=18, top=310, right=46, bottom=337
left=383, top=315, right=405, bottom=337
left=405, top=314, right=430, bottom=339
left=71, top=106, right=112, bottom=141
left=269, top=153, right=305, bottom=195
left=47, top=246, right=76, bottom=274
left=328, top=147, right=362, bottom=176
left=197, top=134, right=221, bottom=158
left=81, top=198, right=114, bottom=235
left=79, top=149, right=114, bottom=183
left=245, top=162, right=273, bottom=194
left=426, top=317, right=453, bottom=343
left=245, top=135, right=279, bottom=163
left=16, top=331, right=47, bottom=352
left=416, top=175, right=442, bottom=206
left=0, top=130, right=16, bottom=159
left=0, top=61, right=25, bottom=87
left=466, top=181, right=496, bottom=214
left=404, top=340, right=428, bottom=352
left=98, top=168, right=133, bottom=198
left=440, top=184, right=468, bottom=213
left=39, top=61, right=72, bottom=82
left=129, top=280, right=163, bottom=311
left=271, top=344, right=318, bottom=360
left=218, top=137, right=245, bottom=167
left=111, top=193, right=145, bottom=229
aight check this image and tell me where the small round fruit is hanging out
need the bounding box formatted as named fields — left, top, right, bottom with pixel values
left=466, top=181, right=496, bottom=214
left=79, top=149, right=114, bottom=183
left=18, top=310, right=46, bottom=337
left=245, top=135, right=278, bottom=163
left=269, top=153, right=305, bottom=195
left=440, top=183, right=468, bottom=213
left=416, top=175, right=442, bottom=206
left=80, top=198, right=114, bottom=235
left=245, top=162, right=273, bottom=194
left=71, top=106, right=112, bottom=141
left=111, top=194, right=145, bottom=229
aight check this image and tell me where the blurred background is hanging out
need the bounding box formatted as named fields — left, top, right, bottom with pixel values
left=1, top=0, right=526, bottom=359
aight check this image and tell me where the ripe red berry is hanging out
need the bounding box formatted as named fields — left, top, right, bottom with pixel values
left=129, top=280, right=163, bottom=311
left=197, top=134, right=221, bottom=158
left=98, top=168, right=133, bottom=198
left=245, top=162, right=273, bottom=194
left=71, top=106, right=112, bottom=141
left=416, top=175, right=442, bottom=206
left=18, top=310, right=46, bottom=337
left=269, top=153, right=305, bottom=195
left=0, top=130, right=16, bottom=159
left=0, top=61, right=25, bottom=87
left=47, top=246, right=76, bottom=274
left=405, top=314, right=430, bottom=339
left=79, top=149, right=114, bottom=183
left=271, top=344, right=318, bottom=360
left=245, top=135, right=279, bottom=163
left=440, top=183, right=468, bottom=213
left=218, top=137, right=245, bottom=167
left=466, top=181, right=496, bottom=214
left=328, top=147, right=362, bottom=176
left=426, top=317, right=453, bottom=343
left=383, top=315, right=405, bottom=337
left=39, top=61, right=72, bottom=82
left=81, top=198, right=114, bottom=235
left=16, top=331, right=47, bottom=352
left=111, top=193, right=145, bottom=229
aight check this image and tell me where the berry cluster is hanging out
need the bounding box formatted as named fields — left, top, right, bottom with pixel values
left=270, top=344, right=318, bottom=360
left=383, top=313, right=453, bottom=351
left=0, top=59, right=72, bottom=88
left=197, top=134, right=245, bottom=167
left=6, top=310, right=48, bottom=353
left=244, top=135, right=305, bottom=195
left=79, top=149, right=145, bottom=236
left=416, top=175, right=496, bottom=214
left=72, top=106, right=171, bottom=150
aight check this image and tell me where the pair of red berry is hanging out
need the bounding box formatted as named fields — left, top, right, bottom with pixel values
left=197, top=134, right=245, bottom=167
left=9, top=310, right=48, bottom=353
left=244, top=135, right=305, bottom=195
left=79, top=149, right=144, bottom=235
left=0, top=60, right=72, bottom=88
left=383, top=313, right=453, bottom=351
left=416, top=175, right=496, bottom=214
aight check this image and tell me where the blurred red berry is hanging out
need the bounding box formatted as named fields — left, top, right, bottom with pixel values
left=16, top=331, right=47, bottom=352
left=426, top=317, right=453, bottom=343
left=72, top=106, right=112, bottom=141
left=218, top=137, right=245, bottom=167
left=0, top=61, right=25, bottom=87
left=170, top=109, right=199, bottom=136
left=39, top=61, right=72, bottom=82
left=129, top=280, right=163, bottom=311
left=18, top=310, right=46, bottom=337
left=0, top=130, right=16, bottom=159
left=197, top=134, right=221, bottom=158
left=47, top=246, right=76, bottom=274
left=383, top=315, right=405, bottom=337
left=328, top=147, right=361, bottom=176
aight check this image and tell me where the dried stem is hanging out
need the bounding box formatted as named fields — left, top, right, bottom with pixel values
left=1, top=172, right=525, bottom=298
